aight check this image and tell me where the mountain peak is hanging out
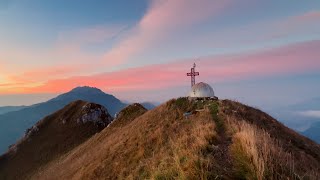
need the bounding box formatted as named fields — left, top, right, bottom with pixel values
left=69, top=86, right=104, bottom=94
left=48, top=86, right=126, bottom=116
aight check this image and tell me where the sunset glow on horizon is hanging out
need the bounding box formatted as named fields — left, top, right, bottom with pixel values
left=0, top=0, right=320, bottom=107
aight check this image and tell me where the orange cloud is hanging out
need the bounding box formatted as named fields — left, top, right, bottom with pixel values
left=3, top=40, right=319, bottom=95
left=8, top=64, right=92, bottom=83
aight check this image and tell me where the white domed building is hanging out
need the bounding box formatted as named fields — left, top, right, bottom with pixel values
left=189, top=82, right=214, bottom=98
left=186, top=63, right=218, bottom=100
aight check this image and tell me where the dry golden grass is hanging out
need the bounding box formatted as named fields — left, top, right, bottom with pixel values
left=150, top=109, right=216, bottom=179
left=32, top=99, right=217, bottom=180
left=225, top=113, right=320, bottom=180
left=7, top=98, right=319, bottom=180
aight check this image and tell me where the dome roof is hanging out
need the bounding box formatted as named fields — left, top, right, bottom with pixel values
left=189, top=82, right=214, bottom=98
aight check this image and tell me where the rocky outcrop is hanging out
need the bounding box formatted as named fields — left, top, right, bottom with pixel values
left=0, top=100, right=114, bottom=180
left=78, top=103, right=113, bottom=127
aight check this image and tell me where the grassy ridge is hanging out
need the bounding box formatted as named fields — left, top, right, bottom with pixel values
left=6, top=98, right=319, bottom=180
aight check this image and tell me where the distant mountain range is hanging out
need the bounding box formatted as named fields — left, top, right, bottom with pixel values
left=0, top=86, right=127, bottom=154
left=0, top=106, right=26, bottom=115
left=140, top=102, right=157, bottom=110
left=270, top=97, right=320, bottom=143
left=298, top=98, right=320, bottom=143
left=121, top=99, right=158, bottom=110
left=303, top=122, right=320, bottom=143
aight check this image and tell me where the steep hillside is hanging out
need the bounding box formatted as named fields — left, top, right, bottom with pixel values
left=27, top=98, right=320, bottom=180
left=0, top=100, right=113, bottom=180
left=0, top=86, right=126, bottom=154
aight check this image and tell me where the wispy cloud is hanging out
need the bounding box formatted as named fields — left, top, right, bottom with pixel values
left=0, top=24, right=125, bottom=81
left=1, top=1, right=319, bottom=98
left=191, top=10, right=320, bottom=50
left=3, top=40, right=319, bottom=94
left=298, top=110, right=320, bottom=118
left=56, top=24, right=126, bottom=53
left=102, top=0, right=231, bottom=66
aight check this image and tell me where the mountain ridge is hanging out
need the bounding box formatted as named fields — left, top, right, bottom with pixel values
left=0, top=100, right=113, bottom=180
left=0, top=106, right=26, bottom=115
left=0, top=86, right=126, bottom=154
left=2, top=98, right=317, bottom=179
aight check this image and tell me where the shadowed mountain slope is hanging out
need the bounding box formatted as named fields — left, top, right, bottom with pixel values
left=0, top=86, right=126, bottom=154
left=303, top=122, right=320, bottom=143
left=0, top=106, right=26, bottom=115
left=0, top=100, right=113, bottom=180
left=23, top=98, right=320, bottom=180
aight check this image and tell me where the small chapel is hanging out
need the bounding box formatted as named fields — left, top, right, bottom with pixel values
left=186, top=63, right=218, bottom=100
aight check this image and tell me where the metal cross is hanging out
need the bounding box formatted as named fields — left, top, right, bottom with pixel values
left=186, top=63, right=199, bottom=87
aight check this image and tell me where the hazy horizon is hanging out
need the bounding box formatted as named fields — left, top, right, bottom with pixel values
left=0, top=0, right=320, bottom=110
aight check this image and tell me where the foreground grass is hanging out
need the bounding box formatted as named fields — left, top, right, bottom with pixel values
left=33, top=99, right=218, bottom=179
left=31, top=99, right=320, bottom=180
left=221, top=100, right=320, bottom=180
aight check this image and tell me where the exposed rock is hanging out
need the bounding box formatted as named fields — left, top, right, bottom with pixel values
left=0, top=100, right=115, bottom=180
left=25, top=125, right=39, bottom=139
left=79, top=103, right=113, bottom=127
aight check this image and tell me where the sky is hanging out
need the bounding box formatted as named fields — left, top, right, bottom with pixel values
left=0, top=0, right=320, bottom=111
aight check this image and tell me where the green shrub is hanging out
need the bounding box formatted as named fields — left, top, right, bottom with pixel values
left=194, top=100, right=205, bottom=109
left=175, top=97, right=191, bottom=112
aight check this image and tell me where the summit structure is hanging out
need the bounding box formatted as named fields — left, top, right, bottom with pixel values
left=186, top=63, right=216, bottom=99
left=186, top=63, right=199, bottom=87
left=189, top=82, right=215, bottom=98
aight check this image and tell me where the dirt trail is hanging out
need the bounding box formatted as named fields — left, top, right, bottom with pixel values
left=211, top=122, right=234, bottom=179
left=205, top=103, right=234, bottom=180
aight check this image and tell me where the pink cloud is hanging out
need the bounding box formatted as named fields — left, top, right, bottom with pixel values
left=271, top=10, right=320, bottom=38
left=200, top=40, right=320, bottom=80
left=190, top=10, right=320, bottom=50
left=3, top=40, right=319, bottom=95
left=291, top=11, right=320, bottom=24
left=103, top=0, right=231, bottom=66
